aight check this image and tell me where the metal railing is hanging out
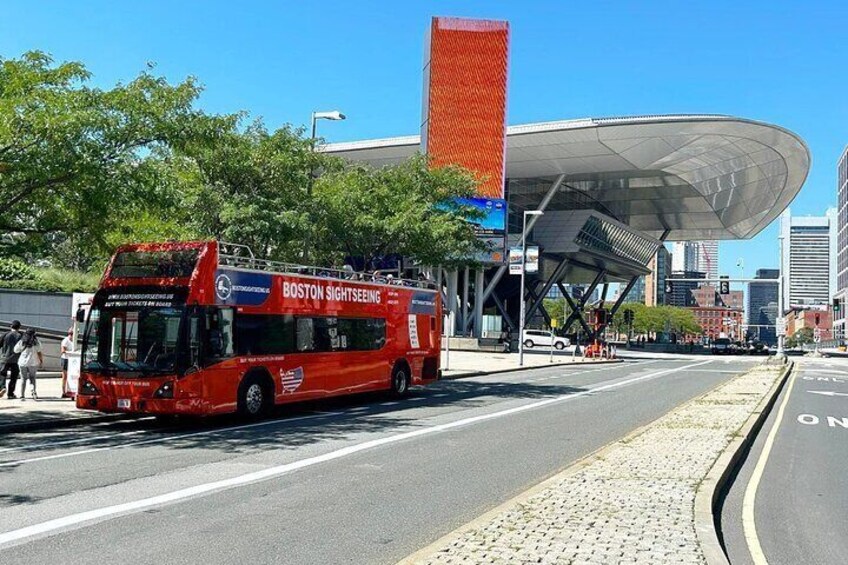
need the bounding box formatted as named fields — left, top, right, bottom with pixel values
left=216, top=242, right=437, bottom=290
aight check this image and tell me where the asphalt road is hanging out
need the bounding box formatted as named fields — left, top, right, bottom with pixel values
left=0, top=357, right=757, bottom=565
left=720, top=357, right=848, bottom=565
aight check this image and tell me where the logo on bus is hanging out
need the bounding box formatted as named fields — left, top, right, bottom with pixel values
left=215, top=273, right=233, bottom=300
left=280, top=367, right=304, bottom=393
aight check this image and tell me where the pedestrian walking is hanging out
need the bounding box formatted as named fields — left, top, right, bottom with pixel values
left=13, top=328, right=43, bottom=401
left=61, top=328, right=74, bottom=398
left=0, top=320, right=23, bottom=399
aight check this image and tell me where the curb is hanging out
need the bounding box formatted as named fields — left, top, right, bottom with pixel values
left=694, top=359, right=794, bottom=565
left=440, top=358, right=623, bottom=380
left=0, top=413, right=136, bottom=434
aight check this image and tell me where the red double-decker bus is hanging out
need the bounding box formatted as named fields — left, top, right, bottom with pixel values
left=77, top=241, right=442, bottom=418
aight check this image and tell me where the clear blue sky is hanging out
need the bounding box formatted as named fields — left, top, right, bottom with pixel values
left=3, top=1, right=846, bottom=280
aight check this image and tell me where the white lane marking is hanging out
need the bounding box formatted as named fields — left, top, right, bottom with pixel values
left=521, top=360, right=664, bottom=383
left=0, top=412, right=341, bottom=468
left=0, top=359, right=714, bottom=548
left=807, top=390, right=848, bottom=397
left=743, top=365, right=797, bottom=565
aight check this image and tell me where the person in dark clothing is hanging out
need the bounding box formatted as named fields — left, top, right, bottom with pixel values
left=0, top=320, right=23, bottom=399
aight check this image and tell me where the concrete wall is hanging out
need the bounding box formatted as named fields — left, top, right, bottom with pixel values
left=0, top=289, right=73, bottom=333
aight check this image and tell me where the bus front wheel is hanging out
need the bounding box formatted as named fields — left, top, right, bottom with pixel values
left=238, top=374, right=271, bottom=418
left=390, top=363, right=410, bottom=398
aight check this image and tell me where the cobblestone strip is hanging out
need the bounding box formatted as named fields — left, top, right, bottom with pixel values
left=404, top=363, right=785, bottom=565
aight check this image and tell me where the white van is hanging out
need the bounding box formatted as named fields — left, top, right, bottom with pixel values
left=521, top=329, right=571, bottom=350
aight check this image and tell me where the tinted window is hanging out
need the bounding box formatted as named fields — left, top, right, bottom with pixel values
left=235, top=314, right=295, bottom=355
left=235, top=314, right=385, bottom=355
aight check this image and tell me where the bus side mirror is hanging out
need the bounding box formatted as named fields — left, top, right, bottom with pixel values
left=76, top=308, right=86, bottom=323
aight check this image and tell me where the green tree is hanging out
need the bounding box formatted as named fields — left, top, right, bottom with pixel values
left=172, top=121, right=328, bottom=262
left=311, top=155, right=485, bottom=268
left=0, top=51, right=231, bottom=264
left=786, top=327, right=813, bottom=348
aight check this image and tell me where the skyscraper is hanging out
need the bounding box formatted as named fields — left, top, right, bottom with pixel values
left=780, top=208, right=838, bottom=308
left=748, top=268, right=779, bottom=344
left=645, top=245, right=671, bottom=306
left=696, top=241, right=719, bottom=281
left=835, top=147, right=848, bottom=339
left=671, top=242, right=699, bottom=273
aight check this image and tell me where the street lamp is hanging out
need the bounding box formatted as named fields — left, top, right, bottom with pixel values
left=304, top=110, right=345, bottom=262
left=519, top=209, right=544, bottom=367
left=310, top=110, right=346, bottom=141
left=776, top=234, right=786, bottom=359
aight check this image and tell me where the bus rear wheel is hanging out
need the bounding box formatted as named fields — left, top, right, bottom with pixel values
left=390, top=364, right=410, bottom=398
left=238, top=374, right=270, bottom=418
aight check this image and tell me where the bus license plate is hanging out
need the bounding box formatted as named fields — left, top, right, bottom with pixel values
left=117, top=399, right=131, bottom=410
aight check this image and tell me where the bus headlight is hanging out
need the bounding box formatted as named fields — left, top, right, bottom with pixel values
left=79, top=379, right=99, bottom=395
left=154, top=381, right=175, bottom=399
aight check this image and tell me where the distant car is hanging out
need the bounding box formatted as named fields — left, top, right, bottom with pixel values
left=522, top=329, right=571, bottom=350
left=711, top=338, right=732, bottom=355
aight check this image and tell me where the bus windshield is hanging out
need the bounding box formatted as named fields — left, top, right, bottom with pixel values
left=83, top=306, right=185, bottom=375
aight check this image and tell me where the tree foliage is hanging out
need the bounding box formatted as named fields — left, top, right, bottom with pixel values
left=312, top=155, right=484, bottom=268
left=0, top=51, right=231, bottom=264
left=0, top=52, right=487, bottom=280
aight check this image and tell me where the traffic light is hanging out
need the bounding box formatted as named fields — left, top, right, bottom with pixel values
left=834, top=298, right=841, bottom=314
left=623, top=309, right=634, bottom=325
left=719, top=276, right=730, bottom=295
left=815, top=313, right=820, bottom=326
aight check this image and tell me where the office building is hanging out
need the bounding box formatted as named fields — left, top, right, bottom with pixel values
left=666, top=271, right=705, bottom=307
left=645, top=245, right=672, bottom=306
left=780, top=208, right=837, bottom=309
left=671, top=242, right=699, bottom=273
left=748, top=268, right=779, bottom=344
left=835, top=147, right=848, bottom=338
left=696, top=240, right=719, bottom=281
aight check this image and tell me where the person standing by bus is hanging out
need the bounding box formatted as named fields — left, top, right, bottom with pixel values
left=14, top=328, right=43, bottom=401
left=60, top=328, right=74, bottom=398
left=0, top=320, right=23, bottom=399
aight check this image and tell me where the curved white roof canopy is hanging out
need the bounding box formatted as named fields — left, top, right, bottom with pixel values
left=324, top=115, right=810, bottom=241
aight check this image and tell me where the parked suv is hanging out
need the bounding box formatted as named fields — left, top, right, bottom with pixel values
left=522, top=330, right=571, bottom=350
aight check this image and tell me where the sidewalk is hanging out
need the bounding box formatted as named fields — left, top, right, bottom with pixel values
left=404, top=360, right=789, bottom=564
left=0, top=372, right=124, bottom=433
left=441, top=349, right=620, bottom=378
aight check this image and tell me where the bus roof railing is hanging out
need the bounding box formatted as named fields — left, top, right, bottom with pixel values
left=217, top=242, right=437, bottom=290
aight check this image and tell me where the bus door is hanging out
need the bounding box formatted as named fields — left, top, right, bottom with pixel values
left=189, top=307, right=238, bottom=413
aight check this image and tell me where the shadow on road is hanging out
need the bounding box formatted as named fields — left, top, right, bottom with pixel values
left=0, top=379, right=589, bottom=458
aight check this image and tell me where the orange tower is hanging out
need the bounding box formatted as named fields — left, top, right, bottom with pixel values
left=421, top=17, right=509, bottom=199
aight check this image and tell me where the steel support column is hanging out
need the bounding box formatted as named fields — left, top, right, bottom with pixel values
left=461, top=266, right=470, bottom=336
left=490, top=291, right=516, bottom=332
left=473, top=268, right=485, bottom=338
left=525, top=283, right=552, bottom=326
left=524, top=258, right=569, bottom=323
left=559, top=282, right=593, bottom=336
left=563, top=269, right=605, bottom=333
